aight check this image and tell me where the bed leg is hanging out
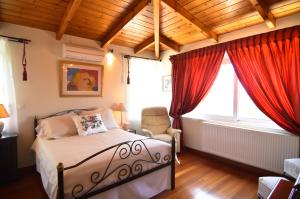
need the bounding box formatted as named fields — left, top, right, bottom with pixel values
left=171, top=137, right=175, bottom=190
left=57, top=163, right=64, bottom=199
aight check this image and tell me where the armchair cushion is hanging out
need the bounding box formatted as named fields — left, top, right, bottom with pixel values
left=284, top=158, right=300, bottom=179
left=152, top=134, right=172, bottom=143
left=141, top=107, right=171, bottom=135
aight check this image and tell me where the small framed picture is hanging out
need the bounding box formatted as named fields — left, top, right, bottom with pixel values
left=60, top=61, right=103, bottom=97
left=162, top=75, right=172, bottom=92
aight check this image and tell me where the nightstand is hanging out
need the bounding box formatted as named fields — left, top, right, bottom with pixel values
left=127, top=129, right=137, bottom=134
left=0, top=133, right=18, bottom=183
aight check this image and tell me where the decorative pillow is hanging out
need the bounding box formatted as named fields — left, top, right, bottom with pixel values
left=80, top=108, right=119, bottom=129
left=36, top=113, right=77, bottom=139
left=72, top=113, right=107, bottom=136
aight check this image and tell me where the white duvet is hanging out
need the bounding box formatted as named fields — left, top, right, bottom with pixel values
left=32, top=129, right=172, bottom=199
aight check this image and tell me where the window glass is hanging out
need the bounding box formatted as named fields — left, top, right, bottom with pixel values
left=126, top=58, right=171, bottom=129
left=186, top=64, right=234, bottom=117
left=238, top=82, right=270, bottom=120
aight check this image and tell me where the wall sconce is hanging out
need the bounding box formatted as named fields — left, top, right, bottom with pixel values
left=106, top=49, right=114, bottom=66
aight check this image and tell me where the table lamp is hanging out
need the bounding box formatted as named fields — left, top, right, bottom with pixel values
left=111, top=103, right=127, bottom=127
left=0, top=104, right=9, bottom=136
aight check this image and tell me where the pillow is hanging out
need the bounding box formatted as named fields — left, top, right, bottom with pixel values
left=36, top=113, right=77, bottom=139
left=72, top=113, right=107, bottom=136
left=80, top=108, right=119, bottom=129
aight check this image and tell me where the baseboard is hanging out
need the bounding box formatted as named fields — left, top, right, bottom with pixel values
left=184, top=147, right=282, bottom=177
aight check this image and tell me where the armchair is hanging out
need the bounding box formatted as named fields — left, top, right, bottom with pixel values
left=141, top=107, right=181, bottom=153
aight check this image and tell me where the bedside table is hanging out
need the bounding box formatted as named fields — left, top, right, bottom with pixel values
left=0, top=133, right=18, bottom=183
left=127, top=129, right=137, bottom=134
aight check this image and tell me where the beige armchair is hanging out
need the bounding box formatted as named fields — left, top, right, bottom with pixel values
left=141, top=107, right=181, bottom=153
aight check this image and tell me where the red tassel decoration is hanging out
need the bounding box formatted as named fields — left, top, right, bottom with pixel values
left=22, top=42, right=28, bottom=81
left=23, top=67, right=27, bottom=81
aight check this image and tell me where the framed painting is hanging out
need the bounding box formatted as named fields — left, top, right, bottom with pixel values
left=162, top=75, right=172, bottom=92
left=60, top=61, right=103, bottom=97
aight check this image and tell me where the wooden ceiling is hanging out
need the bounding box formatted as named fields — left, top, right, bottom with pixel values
left=0, top=0, right=299, bottom=58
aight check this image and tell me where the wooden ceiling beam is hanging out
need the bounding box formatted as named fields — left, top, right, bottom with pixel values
left=161, top=0, right=218, bottom=42
left=100, top=0, right=150, bottom=48
left=56, top=0, right=82, bottom=40
left=160, top=35, right=180, bottom=52
left=153, top=0, right=160, bottom=58
left=248, top=0, right=276, bottom=28
left=134, top=36, right=154, bottom=54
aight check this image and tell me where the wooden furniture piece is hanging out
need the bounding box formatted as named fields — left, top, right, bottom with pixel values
left=267, top=174, right=300, bottom=199
left=0, top=133, right=17, bottom=183
left=141, top=107, right=181, bottom=152
left=258, top=157, right=300, bottom=198
left=127, top=128, right=136, bottom=134
left=34, top=108, right=175, bottom=199
left=258, top=176, right=289, bottom=198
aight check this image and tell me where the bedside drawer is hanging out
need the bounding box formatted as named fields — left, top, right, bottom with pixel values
left=0, top=135, right=18, bottom=183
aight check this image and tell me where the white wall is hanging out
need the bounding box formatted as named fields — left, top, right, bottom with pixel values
left=0, top=22, right=154, bottom=167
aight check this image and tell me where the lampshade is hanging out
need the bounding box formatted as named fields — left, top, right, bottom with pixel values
left=111, top=103, right=127, bottom=112
left=0, top=104, right=9, bottom=118
left=118, top=103, right=126, bottom=112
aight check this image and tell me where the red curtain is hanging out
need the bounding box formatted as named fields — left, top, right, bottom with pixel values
left=227, top=26, right=300, bottom=134
left=169, top=44, right=225, bottom=147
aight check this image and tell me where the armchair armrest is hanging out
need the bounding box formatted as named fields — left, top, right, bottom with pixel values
left=141, top=129, right=154, bottom=137
left=167, top=127, right=182, bottom=137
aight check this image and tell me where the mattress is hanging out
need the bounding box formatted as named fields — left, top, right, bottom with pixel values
left=32, top=128, right=171, bottom=199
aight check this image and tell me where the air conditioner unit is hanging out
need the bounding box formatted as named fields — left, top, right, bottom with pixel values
left=62, top=44, right=105, bottom=63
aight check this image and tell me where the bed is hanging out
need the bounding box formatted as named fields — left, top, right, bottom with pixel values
left=32, top=109, right=175, bottom=199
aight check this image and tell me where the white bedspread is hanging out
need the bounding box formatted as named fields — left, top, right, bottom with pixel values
left=32, top=129, right=171, bottom=199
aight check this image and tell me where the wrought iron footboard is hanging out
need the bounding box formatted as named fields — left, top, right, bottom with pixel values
left=57, top=137, right=176, bottom=199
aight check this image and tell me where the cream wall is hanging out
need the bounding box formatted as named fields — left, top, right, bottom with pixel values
left=0, top=22, right=154, bottom=167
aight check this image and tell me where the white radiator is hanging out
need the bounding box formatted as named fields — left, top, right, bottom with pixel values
left=182, top=117, right=299, bottom=173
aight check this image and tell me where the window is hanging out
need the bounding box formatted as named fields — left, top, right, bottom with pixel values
left=238, top=82, right=269, bottom=120
left=193, top=64, right=234, bottom=117
left=126, top=57, right=171, bottom=128
left=185, top=55, right=282, bottom=131
left=0, top=38, right=18, bottom=133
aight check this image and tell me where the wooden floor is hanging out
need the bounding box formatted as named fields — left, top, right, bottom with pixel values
left=0, top=152, right=260, bottom=199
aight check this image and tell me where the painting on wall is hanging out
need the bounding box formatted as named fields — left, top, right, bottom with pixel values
left=162, top=75, right=172, bottom=92
left=60, top=61, right=103, bottom=97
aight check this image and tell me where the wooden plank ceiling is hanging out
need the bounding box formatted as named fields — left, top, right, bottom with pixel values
left=0, top=0, right=299, bottom=58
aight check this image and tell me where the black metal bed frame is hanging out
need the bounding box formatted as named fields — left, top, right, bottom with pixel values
left=34, top=109, right=175, bottom=199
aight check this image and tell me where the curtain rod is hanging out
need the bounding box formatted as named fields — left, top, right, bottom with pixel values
left=124, top=55, right=161, bottom=61
left=0, top=35, right=31, bottom=44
